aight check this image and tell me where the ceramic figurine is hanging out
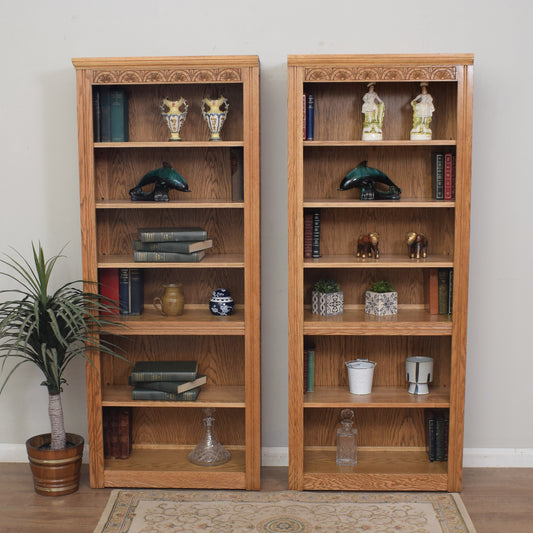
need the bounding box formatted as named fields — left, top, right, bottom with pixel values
left=406, top=232, right=428, bottom=259
left=209, top=288, right=234, bottom=316
left=129, top=162, right=190, bottom=201
left=153, top=283, right=184, bottom=316
left=410, top=83, right=435, bottom=140
left=160, top=97, right=188, bottom=141
left=406, top=356, right=434, bottom=395
left=356, top=233, right=380, bottom=259
left=338, top=161, right=401, bottom=200
left=201, top=96, right=229, bottom=141
left=361, top=83, right=385, bottom=140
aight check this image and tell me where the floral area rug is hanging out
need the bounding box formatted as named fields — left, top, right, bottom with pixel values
left=94, top=489, right=476, bottom=533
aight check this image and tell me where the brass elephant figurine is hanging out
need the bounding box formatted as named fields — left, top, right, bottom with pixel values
left=406, top=232, right=428, bottom=259
left=356, top=232, right=380, bottom=259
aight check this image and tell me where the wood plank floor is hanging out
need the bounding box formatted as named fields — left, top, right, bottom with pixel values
left=1, top=464, right=532, bottom=532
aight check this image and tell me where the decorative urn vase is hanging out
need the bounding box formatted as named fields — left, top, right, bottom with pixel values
left=365, top=290, right=398, bottom=316
left=209, top=288, right=234, bottom=316
left=160, top=97, right=188, bottom=141
left=311, top=291, right=344, bottom=316
left=201, top=96, right=229, bottom=141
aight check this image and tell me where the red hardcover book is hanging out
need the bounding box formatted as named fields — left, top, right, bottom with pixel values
left=117, top=407, right=132, bottom=459
left=99, top=268, right=119, bottom=315
left=425, top=269, right=439, bottom=315
left=443, top=152, right=454, bottom=200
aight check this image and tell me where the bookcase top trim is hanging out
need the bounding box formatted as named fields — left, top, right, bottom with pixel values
left=288, top=54, right=474, bottom=67
left=303, top=65, right=457, bottom=82
left=72, top=56, right=259, bottom=69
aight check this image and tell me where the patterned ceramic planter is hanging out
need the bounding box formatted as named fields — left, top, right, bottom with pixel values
left=312, top=291, right=344, bottom=316
left=365, top=291, right=398, bottom=316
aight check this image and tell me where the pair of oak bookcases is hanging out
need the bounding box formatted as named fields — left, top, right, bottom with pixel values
left=73, top=54, right=473, bottom=491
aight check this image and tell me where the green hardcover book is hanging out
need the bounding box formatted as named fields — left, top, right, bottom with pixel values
left=133, top=239, right=213, bottom=254
left=133, top=250, right=205, bottom=263
left=138, top=227, right=208, bottom=243
left=131, top=387, right=200, bottom=401
left=129, top=360, right=198, bottom=383
left=307, top=350, right=315, bottom=393
left=438, top=269, right=450, bottom=315
left=99, top=86, right=111, bottom=142
left=110, top=89, right=129, bottom=142
left=132, top=374, right=206, bottom=394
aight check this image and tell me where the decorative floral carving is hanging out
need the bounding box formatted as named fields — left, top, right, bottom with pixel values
left=93, top=68, right=242, bottom=84
left=305, top=66, right=456, bottom=81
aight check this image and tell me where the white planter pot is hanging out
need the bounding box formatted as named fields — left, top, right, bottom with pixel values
left=312, top=291, right=344, bottom=316
left=365, top=291, right=398, bottom=316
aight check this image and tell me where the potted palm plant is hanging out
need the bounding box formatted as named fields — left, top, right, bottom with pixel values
left=0, top=243, right=126, bottom=496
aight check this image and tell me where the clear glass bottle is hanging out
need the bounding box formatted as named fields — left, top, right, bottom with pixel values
left=336, top=408, right=357, bottom=466
left=188, top=408, right=231, bottom=466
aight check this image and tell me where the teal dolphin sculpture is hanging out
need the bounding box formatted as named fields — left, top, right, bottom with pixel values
left=129, top=162, right=191, bottom=201
left=338, top=161, right=401, bottom=200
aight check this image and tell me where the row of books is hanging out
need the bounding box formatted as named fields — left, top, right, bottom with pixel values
left=133, top=227, right=211, bottom=263
left=103, top=407, right=132, bottom=459
left=129, top=360, right=206, bottom=401
left=93, top=87, right=129, bottom=142
left=304, top=211, right=321, bottom=258
left=426, top=410, right=449, bottom=462
left=99, top=268, right=144, bottom=316
left=302, top=93, right=315, bottom=140
left=432, top=152, right=456, bottom=200
left=425, top=268, right=453, bottom=315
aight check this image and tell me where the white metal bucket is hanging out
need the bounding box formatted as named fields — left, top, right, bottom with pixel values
left=345, top=359, right=376, bottom=395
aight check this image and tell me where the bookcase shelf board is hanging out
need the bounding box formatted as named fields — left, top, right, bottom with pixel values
left=74, top=55, right=260, bottom=490
left=288, top=54, right=472, bottom=492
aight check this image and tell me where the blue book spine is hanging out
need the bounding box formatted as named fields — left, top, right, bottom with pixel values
left=306, top=94, right=315, bottom=140
left=119, top=268, right=144, bottom=315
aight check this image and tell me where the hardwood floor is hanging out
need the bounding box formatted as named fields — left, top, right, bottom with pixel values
left=1, top=464, right=531, bottom=532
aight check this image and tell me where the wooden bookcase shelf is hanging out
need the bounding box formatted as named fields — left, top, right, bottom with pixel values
left=288, top=54, right=473, bottom=492
left=73, top=56, right=261, bottom=490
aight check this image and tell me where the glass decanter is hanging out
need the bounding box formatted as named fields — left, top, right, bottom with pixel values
left=188, top=408, right=230, bottom=466
left=336, top=408, right=357, bottom=466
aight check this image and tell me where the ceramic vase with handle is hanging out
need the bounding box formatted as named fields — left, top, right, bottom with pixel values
left=201, top=96, right=229, bottom=141
left=153, top=283, right=184, bottom=316
left=160, top=97, right=188, bottom=141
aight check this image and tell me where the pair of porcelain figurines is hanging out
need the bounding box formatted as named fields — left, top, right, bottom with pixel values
left=362, top=82, right=435, bottom=140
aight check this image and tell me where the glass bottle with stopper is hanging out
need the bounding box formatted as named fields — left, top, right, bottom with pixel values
left=336, top=408, right=358, bottom=466
left=188, top=408, right=230, bottom=466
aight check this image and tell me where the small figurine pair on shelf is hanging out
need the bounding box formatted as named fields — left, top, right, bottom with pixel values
left=361, top=82, right=435, bottom=141
left=161, top=95, right=229, bottom=141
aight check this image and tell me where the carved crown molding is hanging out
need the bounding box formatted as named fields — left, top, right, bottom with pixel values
left=305, top=66, right=456, bottom=82
left=93, top=68, right=242, bottom=84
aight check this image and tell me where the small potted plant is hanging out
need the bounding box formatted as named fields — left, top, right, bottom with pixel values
left=312, top=279, right=343, bottom=316
left=365, top=280, right=398, bottom=316
left=0, top=243, right=127, bottom=496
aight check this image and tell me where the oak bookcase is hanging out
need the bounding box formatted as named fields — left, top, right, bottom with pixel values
left=288, top=54, right=473, bottom=491
left=73, top=56, right=261, bottom=489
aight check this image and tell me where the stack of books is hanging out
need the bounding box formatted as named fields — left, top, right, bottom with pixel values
left=133, top=227, right=212, bottom=263
left=129, top=360, right=206, bottom=401
left=426, top=410, right=449, bottom=462
left=93, top=87, right=129, bottom=142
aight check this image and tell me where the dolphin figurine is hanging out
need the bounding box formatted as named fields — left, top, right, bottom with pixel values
left=338, top=161, right=401, bottom=200
left=129, top=162, right=191, bottom=201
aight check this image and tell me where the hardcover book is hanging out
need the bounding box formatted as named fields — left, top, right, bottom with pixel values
left=119, top=268, right=144, bottom=315
left=306, top=94, right=315, bottom=140
left=129, top=360, right=198, bottom=382
left=131, top=387, right=200, bottom=401
left=132, top=374, right=207, bottom=394
left=99, top=86, right=111, bottom=142
left=99, top=268, right=119, bottom=316
left=110, top=89, right=129, bottom=142
left=133, top=250, right=205, bottom=263
left=138, top=227, right=208, bottom=243
left=133, top=239, right=212, bottom=254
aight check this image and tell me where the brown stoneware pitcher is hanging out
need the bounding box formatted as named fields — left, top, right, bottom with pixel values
left=153, top=283, right=184, bottom=316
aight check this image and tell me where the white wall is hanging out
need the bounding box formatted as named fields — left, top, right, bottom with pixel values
left=1, top=0, right=532, bottom=465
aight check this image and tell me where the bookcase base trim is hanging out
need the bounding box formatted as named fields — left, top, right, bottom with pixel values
left=103, top=471, right=246, bottom=489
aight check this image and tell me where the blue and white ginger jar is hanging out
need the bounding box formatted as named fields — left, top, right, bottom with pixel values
left=209, top=288, right=234, bottom=316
